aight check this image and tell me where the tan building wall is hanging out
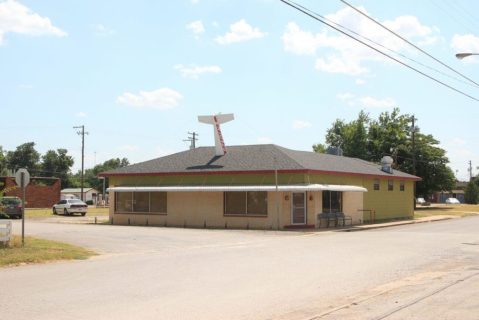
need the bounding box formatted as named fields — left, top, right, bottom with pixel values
left=108, top=171, right=415, bottom=229
left=109, top=188, right=365, bottom=229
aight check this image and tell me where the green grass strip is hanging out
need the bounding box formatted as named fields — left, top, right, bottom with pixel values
left=0, top=236, right=96, bottom=267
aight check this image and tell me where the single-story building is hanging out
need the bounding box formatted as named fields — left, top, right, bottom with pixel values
left=0, top=176, right=60, bottom=208
left=431, top=181, right=467, bottom=203
left=61, top=188, right=99, bottom=204
left=101, top=144, right=419, bottom=230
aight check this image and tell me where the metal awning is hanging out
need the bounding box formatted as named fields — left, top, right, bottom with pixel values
left=108, top=184, right=367, bottom=193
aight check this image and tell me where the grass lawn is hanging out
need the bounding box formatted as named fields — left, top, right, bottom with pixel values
left=0, top=235, right=96, bottom=267
left=415, top=204, right=479, bottom=219
left=26, top=206, right=109, bottom=218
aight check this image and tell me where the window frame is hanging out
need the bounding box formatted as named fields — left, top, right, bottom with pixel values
left=400, top=180, right=405, bottom=191
left=373, top=179, right=380, bottom=191
left=224, top=191, right=268, bottom=217
left=322, top=191, right=343, bottom=213
left=388, top=180, right=394, bottom=191
left=114, top=191, right=167, bottom=215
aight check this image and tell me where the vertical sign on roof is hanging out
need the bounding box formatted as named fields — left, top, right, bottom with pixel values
left=198, top=113, right=234, bottom=156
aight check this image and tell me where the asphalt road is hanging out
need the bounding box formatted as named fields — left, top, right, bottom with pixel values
left=1, top=217, right=478, bottom=320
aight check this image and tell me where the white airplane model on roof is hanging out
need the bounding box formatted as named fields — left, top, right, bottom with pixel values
left=198, top=113, right=234, bottom=156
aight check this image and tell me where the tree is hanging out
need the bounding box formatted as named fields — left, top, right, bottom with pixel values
left=324, top=111, right=369, bottom=159
left=464, top=181, right=479, bottom=204
left=70, top=158, right=130, bottom=191
left=41, top=149, right=74, bottom=188
left=314, top=108, right=455, bottom=198
left=312, top=143, right=326, bottom=153
left=0, top=146, right=7, bottom=176
left=6, top=142, right=40, bottom=172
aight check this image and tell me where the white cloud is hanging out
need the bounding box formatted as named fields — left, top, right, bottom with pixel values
left=75, top=112, right=87, bottom=118
left=257, top=136, right=273, bottom=144
left=191, top=0, right=199, bottom=4
left=17, top=84, right=33, bottom=89
left=215, top=19, right=267, bottom=45
left=337, top=93, right=396, bottom=109
left=450, top=137, right=466, bottom=146
left=451, top=34, right=479, bottom=63
left=292, top=120, right=312, bottom=129
left=282, top=7, right=439, bottom=75
left=355, top=78, right=366, bottom=85
left=0, top=0, right=66, bottom=45
left=92, top=24, right=115, bottom=36
left=186, top=20, right=204, bottom=35
left=117, top=88, right=183, bottom=110
left=174, top=64, right=222, bottom=79
left=282, top=22, right=319, bottom=55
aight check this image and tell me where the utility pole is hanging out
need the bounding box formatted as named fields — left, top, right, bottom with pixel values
left=410, top=115, right=419, bottom=208
left=411, top=115, right=418, bottom=176
left=74, top=125, right=88, bottom=201
left=468, top=160, right=473, bottom=181
left=183, top=131, right=198, bottom=150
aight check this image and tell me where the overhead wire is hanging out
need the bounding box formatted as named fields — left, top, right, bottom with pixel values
left=291, top=0, right=477, bottom=89
left=279, top=0, right=479, bottom=102
left=339, top=0, right=479, bottom=88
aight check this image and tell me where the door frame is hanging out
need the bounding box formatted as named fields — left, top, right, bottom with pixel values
left=291, top=192, right=306, bottom=225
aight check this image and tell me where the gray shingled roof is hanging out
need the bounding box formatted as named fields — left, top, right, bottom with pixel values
left=102, top=144, right=418, bottom=179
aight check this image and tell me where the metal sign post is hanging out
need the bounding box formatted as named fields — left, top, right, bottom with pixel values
left=15, top=168, right=30, bottom=247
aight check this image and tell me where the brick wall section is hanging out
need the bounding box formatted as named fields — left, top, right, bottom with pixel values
left=1, top=177, right=61, bottom=208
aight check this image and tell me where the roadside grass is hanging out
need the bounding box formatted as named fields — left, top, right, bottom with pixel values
left=415, top=204, right=479, bottom=219
left=0, top=235, right=96, bottom=267
left=26, top=207, right=109, bottom=218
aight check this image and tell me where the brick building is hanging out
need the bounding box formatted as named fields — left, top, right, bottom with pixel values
left=0, top=176, right=61, bottom=208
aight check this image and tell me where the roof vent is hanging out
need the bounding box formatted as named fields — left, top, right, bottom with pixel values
left=381, top=156, right=394, bottom=174
left=327, top=146, right=343, bottom=156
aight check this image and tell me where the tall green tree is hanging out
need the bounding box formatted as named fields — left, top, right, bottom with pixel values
left=324, top=111, right=369, bottom=159
left=41, top=149, right=75, bottom=188
left=6, top=142, right=40, bottom=172
left=464, top=181, right=479, bottom=204
left=315, top=108, right=455, bottom=198
left=70, top=158, right=130, bottom=192
left=0, top=146, right=7, bottom=176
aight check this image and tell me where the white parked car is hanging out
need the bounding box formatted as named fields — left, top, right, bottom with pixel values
left=445, top=197, right=460, bottom=204
left=52, top=199, right=88, bottom=216
left=416, top=197, right=426, bottom=205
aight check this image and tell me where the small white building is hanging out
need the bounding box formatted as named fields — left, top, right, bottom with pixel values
left=61, top=188, right=99, bottom=204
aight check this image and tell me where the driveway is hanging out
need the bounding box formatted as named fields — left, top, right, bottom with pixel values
left=1, top=217, right=478, bottom=320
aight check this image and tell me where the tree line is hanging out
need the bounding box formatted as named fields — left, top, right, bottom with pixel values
left=0, top=142, right=128, bottom=192
left=313, top=108, right=456, bottom=199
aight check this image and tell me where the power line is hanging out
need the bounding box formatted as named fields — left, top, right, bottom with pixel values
left=290, top=1, right=477, bottom=89
left=338, top=0, right=479, bottom=88
left=279, top=0, right=479, bottom=102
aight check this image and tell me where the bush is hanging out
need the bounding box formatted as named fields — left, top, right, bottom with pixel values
left=86, top=200, right=93, bottom=205
left=464, top=181, right=479, bottom=204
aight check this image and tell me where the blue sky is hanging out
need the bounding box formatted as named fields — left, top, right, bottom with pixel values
left=1, top=0, right=478, bottom=180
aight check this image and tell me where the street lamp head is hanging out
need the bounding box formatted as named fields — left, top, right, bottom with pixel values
left=455, top=53, right=478, bottom=60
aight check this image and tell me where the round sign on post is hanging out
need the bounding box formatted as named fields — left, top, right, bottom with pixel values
left=15, top=168, right=30, bottom=187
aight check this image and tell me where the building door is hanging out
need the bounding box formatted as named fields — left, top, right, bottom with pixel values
left=292, top=192, right=306, bottom=224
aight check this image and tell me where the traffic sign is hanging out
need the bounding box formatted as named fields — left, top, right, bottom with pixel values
left=15, top=168, right=30, bottom=187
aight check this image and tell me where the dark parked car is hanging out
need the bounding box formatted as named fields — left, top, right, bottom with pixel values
left=0, top=196, right=23, bottom=219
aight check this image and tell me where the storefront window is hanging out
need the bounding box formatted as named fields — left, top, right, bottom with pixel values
left=322, top=191, right=342, bottom=213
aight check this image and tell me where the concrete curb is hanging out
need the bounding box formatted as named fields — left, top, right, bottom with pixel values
left=338, top=216, right=454, bottom=232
